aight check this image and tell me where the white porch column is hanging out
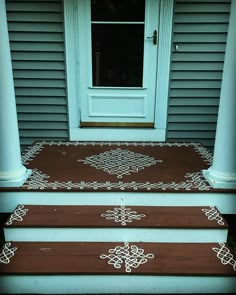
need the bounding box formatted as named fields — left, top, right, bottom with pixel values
left=203, top=0, right=236, bottom=189
left=0, top=0, right=31, bottom=187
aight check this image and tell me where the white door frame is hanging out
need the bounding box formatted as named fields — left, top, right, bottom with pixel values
left=64, top=0, right=174, bottom=141
left=79, top=0, right=159, bottom=126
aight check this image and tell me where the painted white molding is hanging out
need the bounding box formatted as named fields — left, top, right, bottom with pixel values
left=0, top=169, right=31, bottom=188
left=154, top=0, right=174, bottom=130
left=70, top=127, right=166, bottom=141
left=1, top=274, right=236, bottom=294
left=0, top=0, right=31, bottom=187
left=4, top=227, right=228, bottom=243
left=63, top=0, right=80, bottom=137
left=203, top=168, right=236, bottom=189
left=203, top=0, right=236, bottom=189
left=1, top=191, right=236, bottom=214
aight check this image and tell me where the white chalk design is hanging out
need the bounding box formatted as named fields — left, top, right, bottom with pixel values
left=22, top=141, right=212, bottom=165
left=24, top=170, right=212, bottom=191
left=100, top=242, right=154, bottom=273
left=101, top=205, right=145, bottom=226
left=6, top=205, right=29, bottom=226
left=0, top=243, right=17, bottom=264
left=202, top=206, right=224, bottom=225
left=78, top=148, right=162, bottom=178
left=22, top=141, right=45, bottom=165
left=22, top=142, right=213, bottom=191
left=213, top=243, right=236, bottom=271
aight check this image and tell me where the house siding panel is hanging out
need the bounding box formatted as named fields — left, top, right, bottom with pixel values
left=5, top=0, right=231, bottom=150
left=6, top=0, right=68, bottom=151
left=167, top=0, right=231, bottom=149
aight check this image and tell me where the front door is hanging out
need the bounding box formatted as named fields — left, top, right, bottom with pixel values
left=78, top=0, right=160, bottom=127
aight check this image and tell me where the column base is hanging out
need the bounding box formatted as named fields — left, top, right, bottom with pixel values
left=0, top=168, right=32, bottom=188
left=203, top=168, right=236, bottom=189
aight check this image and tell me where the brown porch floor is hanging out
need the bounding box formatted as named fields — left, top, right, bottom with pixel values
left=1, top=141, right=236, bottom=193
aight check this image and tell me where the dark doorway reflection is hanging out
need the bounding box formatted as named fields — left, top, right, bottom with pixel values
left=91, top=0, right=145, bottom=22
left=92, top=24, right=144, bottom=87
left=91, top=0, right=145, bottom=87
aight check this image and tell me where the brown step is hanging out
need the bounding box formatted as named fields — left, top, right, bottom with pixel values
left=0, top=241, right=236, bottom=294
left=4, top=205, right=228, bottom=243
left=4, top=205, right=227, bottom=229
left=0, top=241, right=235, bottom=275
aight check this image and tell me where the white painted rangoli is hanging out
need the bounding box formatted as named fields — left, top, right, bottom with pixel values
left=101, top=205, right=145, bottom=226
left=77, top=148, right=162, bottom=178
left=24, top=169, right=212, bottom=191
left=22, top=142, right=213, bottom=191
left=6, top=205, right=29, bottom=226
left=0, top=243, right=17, bottom=264
left=100, top=242, right=154, bottom=273
left=202, top=206, right=224, bottom=225
left=213, top=243, right=236, bottom=271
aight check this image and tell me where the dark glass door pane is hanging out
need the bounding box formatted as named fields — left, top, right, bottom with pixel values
left=92, top=24, right=144, bottom=87
left=91, top=0, right=145, bottom=22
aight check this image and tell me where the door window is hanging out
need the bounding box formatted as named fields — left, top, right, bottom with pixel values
left=91, top=0, right=145, bottom=87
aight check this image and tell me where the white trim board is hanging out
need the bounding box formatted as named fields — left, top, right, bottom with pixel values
left=1, top=191, right=236, bottom=214
left=69, top=127, right=166, bottom=141
left=1, top=275, right=235, bottom=294
left=4, top=228, right=228, bottom=243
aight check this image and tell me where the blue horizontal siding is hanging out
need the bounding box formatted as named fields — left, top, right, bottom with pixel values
left=167, top=0, right=231, bottom=149
left=6, top=0, right=68, bottom=151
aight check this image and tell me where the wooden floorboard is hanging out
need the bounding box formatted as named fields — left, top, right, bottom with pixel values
left=2, top=141, right=234, bottom=193
left=0, top=242, right=235, bottom=276
left=4, top=205, right=228, bottom=229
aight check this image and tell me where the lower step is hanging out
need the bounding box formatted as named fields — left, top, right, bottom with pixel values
left=4, top=205, right=228, bottom=242
left=0, top=241, right=236, bottom=293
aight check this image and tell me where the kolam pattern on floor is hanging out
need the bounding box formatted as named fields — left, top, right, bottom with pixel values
left=1, top=241, right=236, bottom=275
left=1, top=141, right=236, bottom=294
left=15, top=141, right=219, bottom=192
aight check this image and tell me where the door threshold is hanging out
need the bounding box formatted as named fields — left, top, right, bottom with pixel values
left=80, top=122, right=154, bottom=128
left=70, top=127, right=166, bottom=141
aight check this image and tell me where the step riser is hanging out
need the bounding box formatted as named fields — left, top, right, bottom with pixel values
left=1, top=275, right=235, bottom=294
left=1, top=191, right=236, bottom=214
left=4, top=228, right=228, bottom=243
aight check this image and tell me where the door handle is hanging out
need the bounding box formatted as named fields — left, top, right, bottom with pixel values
left=147, top=30, right=157, bottom=45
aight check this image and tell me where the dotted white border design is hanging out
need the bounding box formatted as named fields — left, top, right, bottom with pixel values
left=213, top=243, right=236, bottom=271
left=192, top=144, right=213, bottom=165
left=21, top=141, right=212, bottom=191
left=202, top=206, right=225, bottom=225
left=22, top=141, right=213, bottom=165
left=100, top=242, right=154, bottom=273
left=101, top=205, right=145, bottom=226
left=0, top=243, right=17, bottom=264
left=6, top=205, right=29, bottom=226
left=23, top=170, right=211, bottom=191
left=22, top=141, right=45, bottom=165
